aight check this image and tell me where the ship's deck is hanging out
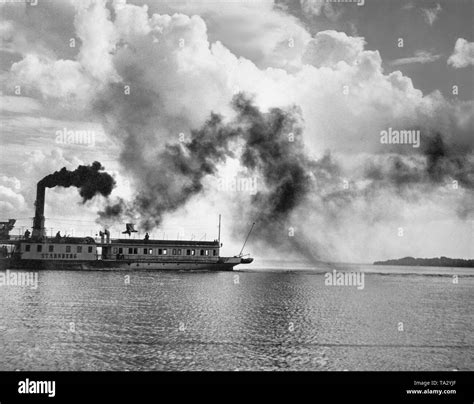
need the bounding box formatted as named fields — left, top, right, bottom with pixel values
left=1, top=237, right=220, bottom=247
left=110, top=239, right=220, bottom=246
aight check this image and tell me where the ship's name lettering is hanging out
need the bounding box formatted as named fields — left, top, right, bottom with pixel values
left=41, top=254, right=77, bottom=259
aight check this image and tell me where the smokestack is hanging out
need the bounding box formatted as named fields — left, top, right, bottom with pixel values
left=31, top=162, right=116, bottom=240
left=99, top=229, right=110, bottom=243
left=32, top=183, right=46, bottom=239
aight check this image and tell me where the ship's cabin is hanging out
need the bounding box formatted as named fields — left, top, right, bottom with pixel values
left=19, top=239, right=97, bottom=261
left=17, top=238, right=220, bottom=261
left=102, top=239, right=220, bottom=261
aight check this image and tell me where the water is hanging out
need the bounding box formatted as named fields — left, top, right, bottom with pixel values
left=0, top=264, right=473, bottom=371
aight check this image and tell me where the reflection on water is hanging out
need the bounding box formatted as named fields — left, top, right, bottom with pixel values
left=0, top=265, right=473, bottom=370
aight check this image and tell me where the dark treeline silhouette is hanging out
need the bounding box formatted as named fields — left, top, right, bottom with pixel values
left=374, top=256, right=474, bottom=268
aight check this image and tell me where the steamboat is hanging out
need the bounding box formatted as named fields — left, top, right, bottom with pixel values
left=0, top=181, right=254, bottom=272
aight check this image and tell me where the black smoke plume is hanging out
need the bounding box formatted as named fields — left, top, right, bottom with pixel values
left=364, top=132, right=474, bottom=191
left=40, top=161, right=116, bottom=202
left=100, top=94, right=322, bottom=258
left=100, top=94, right=473, bottom=262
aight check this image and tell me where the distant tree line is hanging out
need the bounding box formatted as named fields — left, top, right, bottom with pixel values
left=374, top=256, right=474, bottom=268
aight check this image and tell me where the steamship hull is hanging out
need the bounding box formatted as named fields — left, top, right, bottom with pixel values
left=5, top=256, right=244, bottom=271
left=1, top=237, right=253, bottom=272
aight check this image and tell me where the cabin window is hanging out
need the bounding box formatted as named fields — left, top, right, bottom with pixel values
left=128, top=247, right=133, bottom=254
left=186, top=249, right=191, bottom=256
left=37, top=244, right=42, bottom=252
left=119, top=248, right=123, bottom=254
left=66, top=246, right=71, bottom=253
left=144, top=248, right=148, bottom=255
left=158, top=249, right=162, bottom=255
left=149, top=248, right=153, bottom=255
left=177, top=249, right=182, bottom=255
left=213, top=249, right=217, bottom=256
left=200, top=249, right=204, bottom=256
left=88, top=246, right=93, bottom=253
left=172, top=249, right=176, bottom=255
left=133, top=248, right=138, bottom=254
left=49, top=245, right=54, bottom=252
left=77, top=246, right=82, bottom=253
left=191, top=249, right=195, bottom=256
left=205, top=250, right=209, bottom=256
left=163, top=249, right=167, bottom=255
left=25, top=244, right=31, bottom=252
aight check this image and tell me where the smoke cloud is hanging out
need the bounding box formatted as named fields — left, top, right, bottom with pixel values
left=99, top=93, right=473, bottom=262
left=99, top=94, right=309, bottom=225
left=98, top=94, right=329, bottom=260
left=40, top=161, right=116, bottom=202
left=364, top=133, right=474, bottom=191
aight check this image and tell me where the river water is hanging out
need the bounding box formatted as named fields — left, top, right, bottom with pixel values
left=0, top=263, right=473, bottom=370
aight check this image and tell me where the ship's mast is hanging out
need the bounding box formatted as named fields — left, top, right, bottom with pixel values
left=218, top=214, right=221, bottom=245
left=239, top=222, right=255, bottom=257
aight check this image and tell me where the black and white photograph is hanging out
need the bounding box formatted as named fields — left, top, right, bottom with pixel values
left=0, top=0, right=473, bottom=401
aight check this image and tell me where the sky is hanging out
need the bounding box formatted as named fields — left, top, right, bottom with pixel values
left=0, top=0, right=473, bottom=263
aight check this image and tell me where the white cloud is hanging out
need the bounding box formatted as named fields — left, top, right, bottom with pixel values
left=300, top=0, right=342, bottom=22
left=0, top=96, right=42, bottom=114
left=127, top=0, right=312, bottom=71
left=74, top=0, right=119, bottom=82
left=0, top=1, right=76, bottom=59
left=448, top=38, right=474, bottom=68
left=0, top=184, right=26, bottom=216
left=7, top=3, right=467, bottom=158
left=421, top=3, right=442, bottom=26
left=0, top=177, right=24, bottom=219
left=302, top=30, right=365, bottom=68
left=0, top=18, right=54, bottom=58
left=5, top=1, right=119, bottom=104
left=9, top=55, right=92, bottom=101
left=390, top=50, right=442, bottom=66
left=0, top=176, right=21, bottom=191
